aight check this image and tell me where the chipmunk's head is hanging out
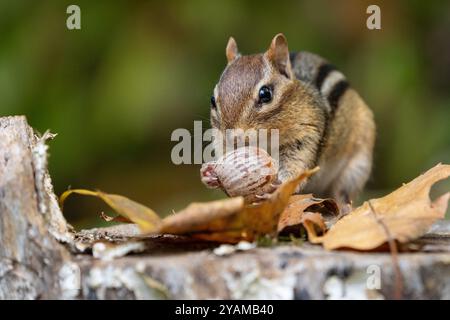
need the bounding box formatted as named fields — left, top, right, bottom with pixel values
left=210, top=34, right=301, bottom=139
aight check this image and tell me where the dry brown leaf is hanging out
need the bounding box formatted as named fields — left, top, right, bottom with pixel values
left=60, top=168, right=319, bottom=243
left=277, top=194, right=339, bottom=236
left=60, top=189, right=161, bottom=232
left=320, top=163, right=450, bottom=250
left=159, top=167, right=319, bottom=241
left=158, top=197, right=245, bottom=234
left=301, top=212, right=327, bottom=243
left=240, top=167, right=320, bottom=237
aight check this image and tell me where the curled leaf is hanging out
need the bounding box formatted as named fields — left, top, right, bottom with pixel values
left=277, top=194, right=339, bottom=237
left=242, top=167, right=320, bottom=236
left=60, top=189, right=161, bottom=233
left=159, top=197, right=245, bottom=234
left=161, top=167, right=319, bottom=241
left=301, top=212, right=327, bottom=243
left=59, top=167, right=320, bottom=243
left=321, top=164, right=450, bottom=250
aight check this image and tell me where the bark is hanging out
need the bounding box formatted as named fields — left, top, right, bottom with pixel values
left=0, top=116, right=73, bottom=299
left=1, top=115, right=450, bottom=300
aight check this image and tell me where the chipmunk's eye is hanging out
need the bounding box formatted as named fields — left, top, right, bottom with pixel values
left=258, top=85, right=273, bottom=104
left=210, top=96, right=217, bottom=109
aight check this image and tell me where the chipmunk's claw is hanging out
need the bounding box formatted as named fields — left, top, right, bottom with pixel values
left=200, top=162, right=221, bottom=189
left=255, top=193, right=272, bottom=200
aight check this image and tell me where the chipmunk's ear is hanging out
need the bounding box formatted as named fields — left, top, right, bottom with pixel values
left=266, top=33, right=293, bottom=79
left=226, top=37, right=240, bottom=63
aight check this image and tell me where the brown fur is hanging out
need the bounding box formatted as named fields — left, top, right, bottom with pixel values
left=211, top=34, right=376, bottom=206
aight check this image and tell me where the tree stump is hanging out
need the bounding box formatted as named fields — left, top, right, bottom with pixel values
left=1, top=116, right=449, bottom=300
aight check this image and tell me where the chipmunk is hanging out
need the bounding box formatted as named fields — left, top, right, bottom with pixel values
left=208, top=34, right=375, bottom=207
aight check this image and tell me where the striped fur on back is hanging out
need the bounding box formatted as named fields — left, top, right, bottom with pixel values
left=290, top=51, right=350, bottom=115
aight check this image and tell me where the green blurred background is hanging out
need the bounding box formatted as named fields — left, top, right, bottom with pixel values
left=1, top=0, right=449, bottom=228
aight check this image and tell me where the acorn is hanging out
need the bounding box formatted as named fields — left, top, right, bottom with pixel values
left=200, top=147, right=279, bottom=203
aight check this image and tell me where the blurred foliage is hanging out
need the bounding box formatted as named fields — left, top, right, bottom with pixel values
left=0, top=0, right=449, bottom=228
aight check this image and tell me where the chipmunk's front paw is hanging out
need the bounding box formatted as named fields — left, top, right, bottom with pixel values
left=252, top=179, right=282, bottom=203
left=200, top=162, right=221, bottom=189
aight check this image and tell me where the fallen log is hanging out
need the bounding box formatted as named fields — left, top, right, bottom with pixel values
left=0, top=116, right=449, bottom=299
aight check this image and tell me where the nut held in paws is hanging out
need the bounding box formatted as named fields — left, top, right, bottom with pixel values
left=200, top=147, right=279, bottom=203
